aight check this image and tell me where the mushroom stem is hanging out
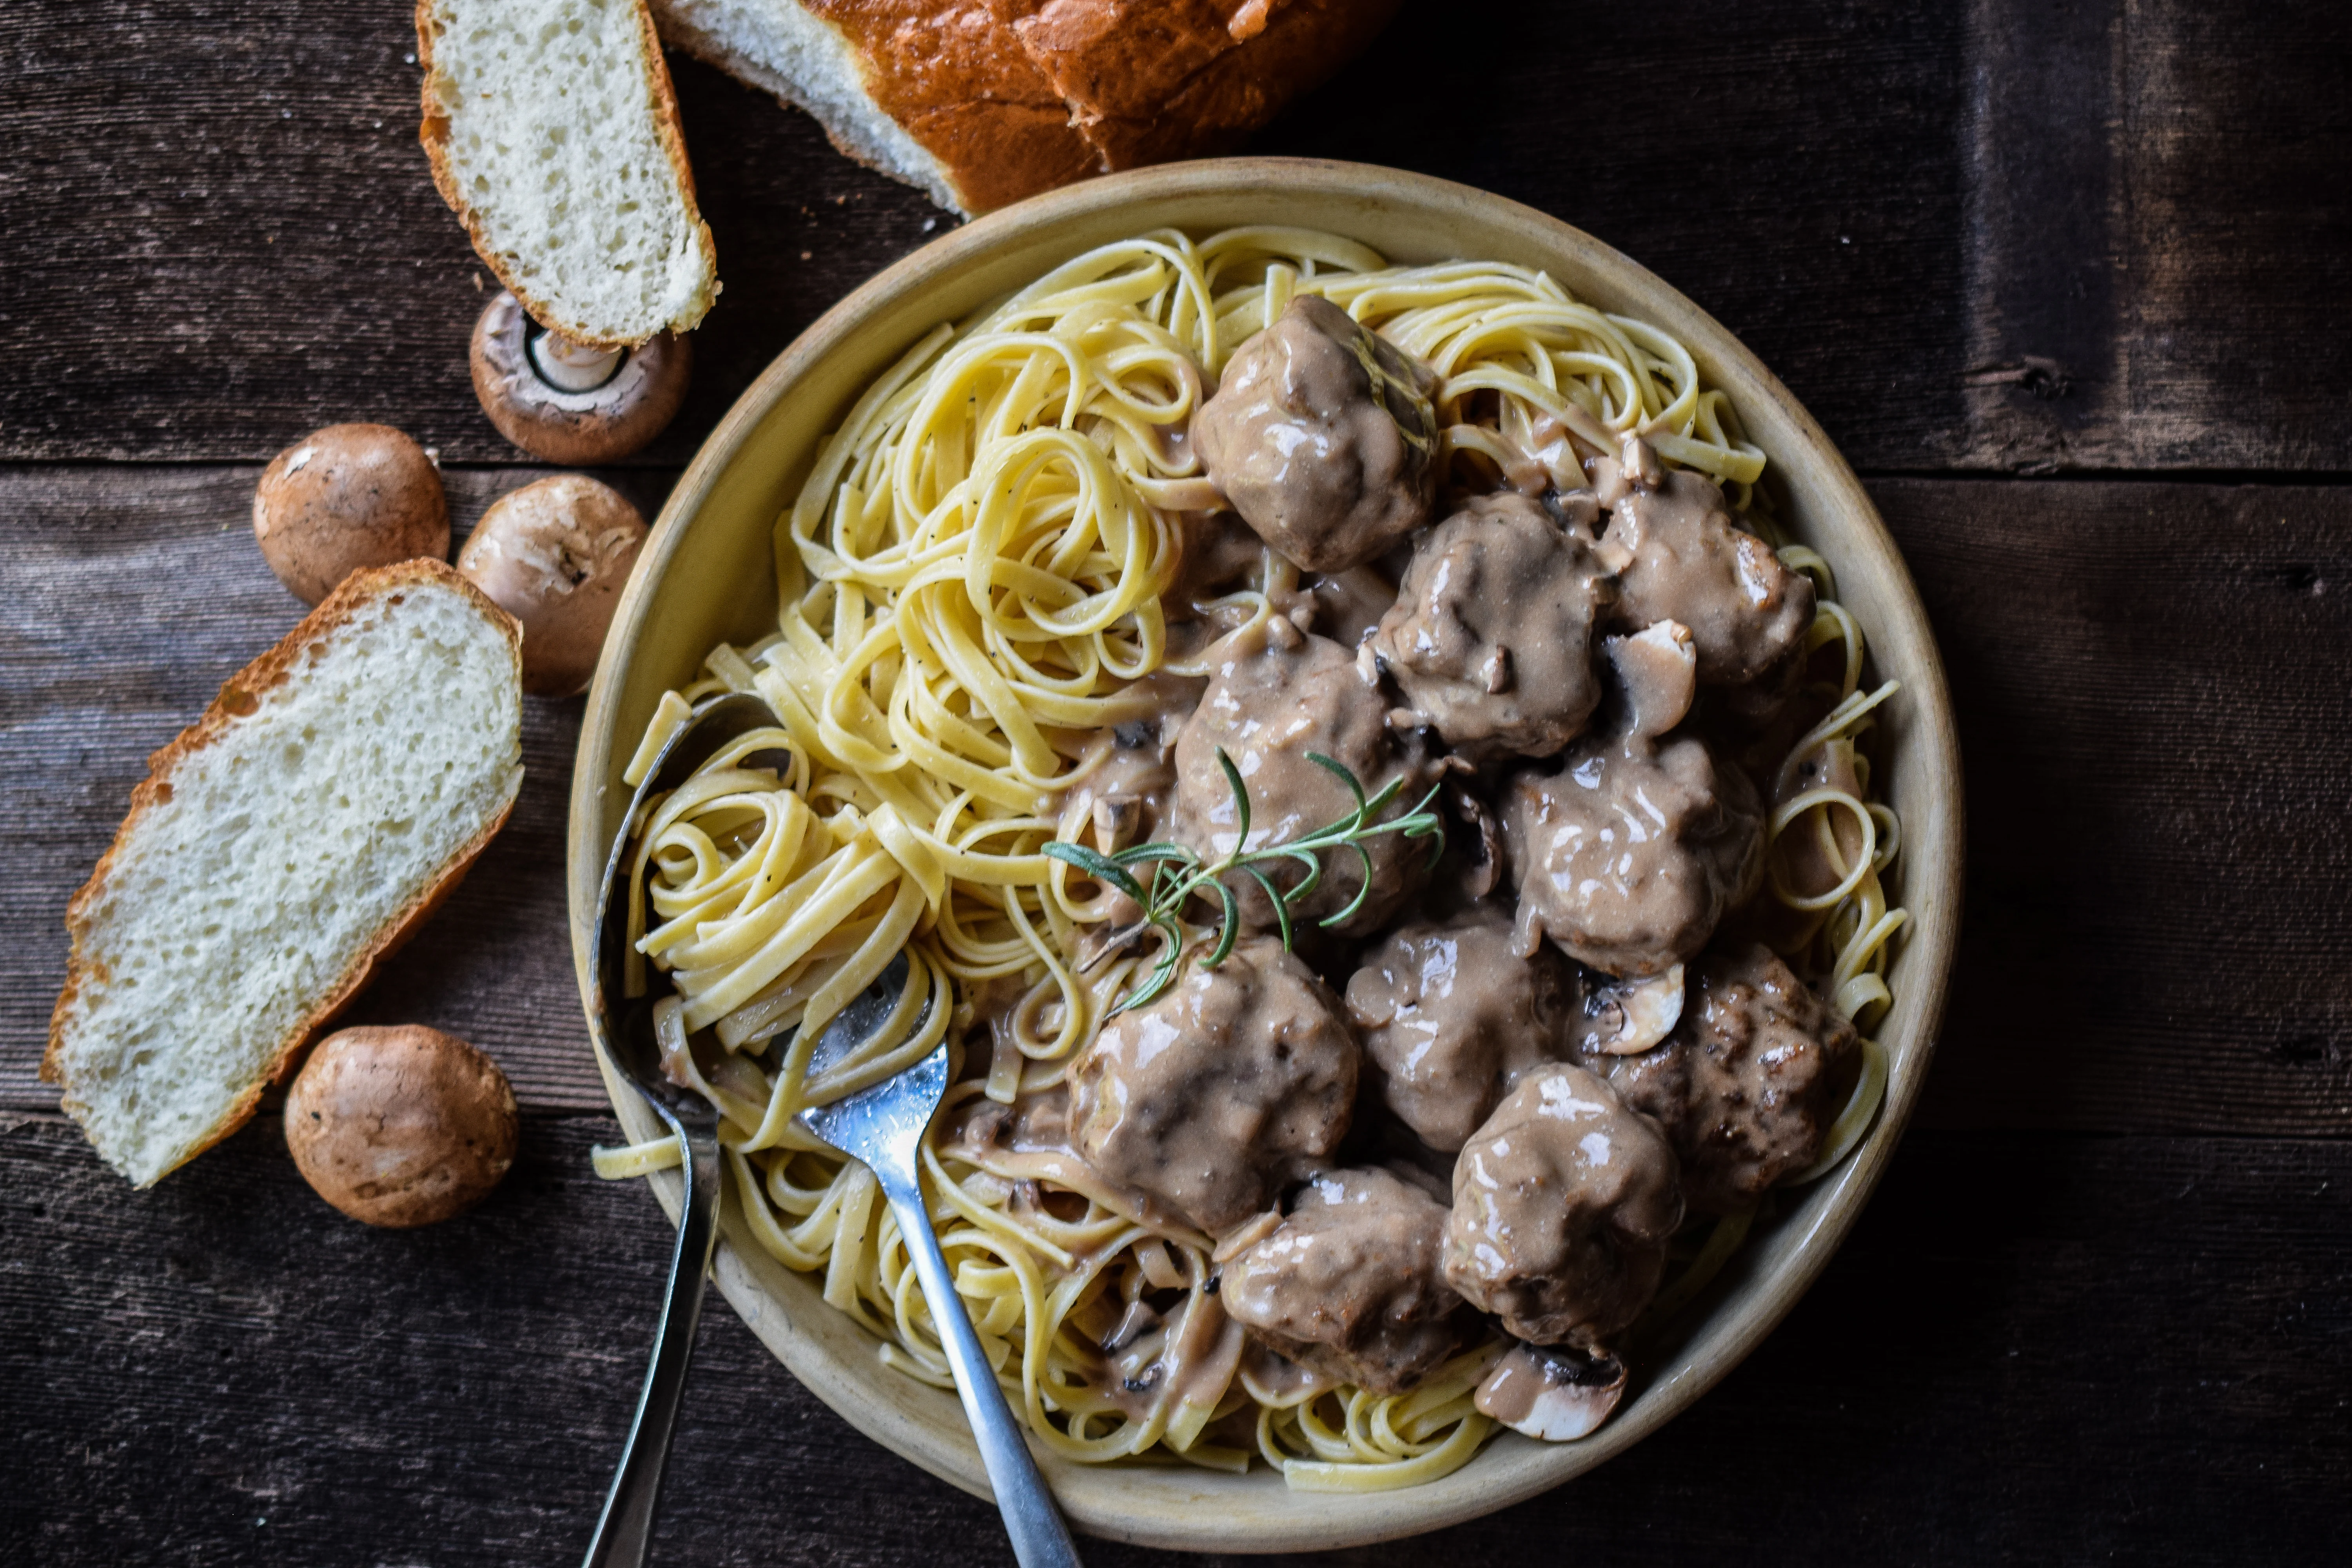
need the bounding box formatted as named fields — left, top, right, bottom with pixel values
left=530, top=330, right=626, bottom=393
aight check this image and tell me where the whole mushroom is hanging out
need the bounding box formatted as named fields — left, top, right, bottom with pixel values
left=470, top=291, right=691, bottom=465
left=252, top=423, right=450, bottom=604
left=285, top=1025, right=519, bottom=1228
left=457, top=475, right=649, bottom=696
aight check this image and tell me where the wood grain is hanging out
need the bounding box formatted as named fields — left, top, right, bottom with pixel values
left=1884, top=479, right=2352, bottom=1134
left=5, top=469, right=2347, bottom=1138
left=3, top=1112, right=2342, bottom=1564
left=3, top=3, right=2346, bottom=472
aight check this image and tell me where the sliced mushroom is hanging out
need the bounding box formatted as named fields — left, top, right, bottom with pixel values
left=1473, top=1341, right=1629, bottom=1442
left=1575, top=964, right=1686, bottom=1056
left=1607, top=619, right=1697, bottom=739
left=469, top=291, right=691, bottom=465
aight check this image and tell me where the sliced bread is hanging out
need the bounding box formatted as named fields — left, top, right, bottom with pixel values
left=650, top=0, right=1401, bottom=216
left=419, top=0, right=720, bottom=347
left=45, top=561, right=525, bottom=1187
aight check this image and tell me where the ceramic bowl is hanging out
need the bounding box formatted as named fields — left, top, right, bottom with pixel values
left=567, top=157, right=1963, bottom=1553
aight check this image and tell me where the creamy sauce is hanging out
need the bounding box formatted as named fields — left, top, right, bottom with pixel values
left=1221, top=1167, right=1466, bottom=1395
left=1345, top=903, right=1579, bottom=1153
left=1597, top=445, right=1812, bottom=688
left=1370, top=492, right=1617, bottom=761
left=1502, top=730, right=1765, bottom=978
left=1171, top=620, right=1438, bottom=936
left=1192, top=295, right=1438, bottom=572
left=1441, top=1064, right=1683, bottom=1352
left=1067, top=934, right=1359, bottom=1236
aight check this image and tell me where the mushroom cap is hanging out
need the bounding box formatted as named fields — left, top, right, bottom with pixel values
left=284, top=1025, right=518, bottom=1228
left=470, top=291, right=691, bottom=465
left=251, top=424, right=450, bottom=605
left=456, top=475, right=649, bottom=696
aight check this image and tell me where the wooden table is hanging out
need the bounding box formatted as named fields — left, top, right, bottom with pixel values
left=6, top=3, right=2347, bottom=1561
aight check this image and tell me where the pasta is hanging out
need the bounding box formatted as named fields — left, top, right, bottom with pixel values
left=594, top=228, right=1908, bottom=1489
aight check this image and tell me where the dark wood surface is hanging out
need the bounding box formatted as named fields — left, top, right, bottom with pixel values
left=5, top=1, right=2349, bottom=1563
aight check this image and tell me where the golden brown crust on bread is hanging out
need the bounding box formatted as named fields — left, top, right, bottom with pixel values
left=992, top=0, right=1401, bottom=172
left=42, top=560, right=523, bottom=1186
left=800, top=0, right=1100, bottom=213
left=415, top=0, right=719, bottom=348
left=693, top=0, right=1394, bottom=214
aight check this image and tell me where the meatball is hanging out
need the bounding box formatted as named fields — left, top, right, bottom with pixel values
left=1444, top=1064, right=1683, bottom=1350
left=1368, top=493, right=1618, bottom=760
left=1221, top=1167, right=1466, bottom=1395
left=1597, top=449, right=1813, bottom=688
left=1345, top=904, right=1580, bottom=1152
left=1170, top=620, right=1439, bottom=936
left=1069, top=935, right=1359, bottom=1236
left=1192, top=295, right=1439, bottom=572
left=1595, top=943, right=1859, bottom=1214
left=1501, top=731, right=1765, bottom=978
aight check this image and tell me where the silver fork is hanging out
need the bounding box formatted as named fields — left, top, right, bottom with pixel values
left=798, top=1029, right=1085, bottom=1567
left=583, top=692, right=1081, bottom=1568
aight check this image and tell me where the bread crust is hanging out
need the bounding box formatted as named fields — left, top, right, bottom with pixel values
left=991, top=0, right=1402, bottom=173
left=416, top=0, right=720, bottom=348
left=43, top=560, right=525, bottom=1187
left=662, top=0, right=1396, bottom=214
left=797, top=0, right=1100, bottom=213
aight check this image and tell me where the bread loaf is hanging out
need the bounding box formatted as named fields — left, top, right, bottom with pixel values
left=652, top=0, right=1401, bottom=215
left=419, top=0, right=721, bottom=347
left=44, top=561, right=525, bottom=1187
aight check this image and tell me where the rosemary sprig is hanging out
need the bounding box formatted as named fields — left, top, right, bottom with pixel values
left=1045, top=749, right=1445, bottom=1014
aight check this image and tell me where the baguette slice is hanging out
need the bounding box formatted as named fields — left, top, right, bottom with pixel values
left=651, top=0, right=1399, bottom=217
left=44, top=561, right=525, bottom=1188
left=419, top=0, right=720, bottom=347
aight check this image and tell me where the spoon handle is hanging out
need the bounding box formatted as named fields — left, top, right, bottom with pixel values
left=582, top=1122, right=722, bottom=1568
left=878, top=1170, right=1084, bottom=1568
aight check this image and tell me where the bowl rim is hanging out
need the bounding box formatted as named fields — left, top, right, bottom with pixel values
left=565, top=155, right=1964, bottom=1552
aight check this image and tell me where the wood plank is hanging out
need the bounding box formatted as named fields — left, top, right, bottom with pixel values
left=1882, top=479, right=2352, bottom=1133
left=4, top=3, right=2347, bottom=472
left=1950, top=0, right=2352, bottom=472
left=2, top=1114, right=2343, bottom=1562
left=5, top=470, right=2350, bottom=1136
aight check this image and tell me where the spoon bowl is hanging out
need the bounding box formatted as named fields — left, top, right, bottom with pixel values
left=578, top=690, right=786, bottom=1568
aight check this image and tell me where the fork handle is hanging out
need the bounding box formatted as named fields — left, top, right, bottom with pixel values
left=583, top=1121, right=722, bottom=1568
left=878, top=1172, right=1084, bottom=1568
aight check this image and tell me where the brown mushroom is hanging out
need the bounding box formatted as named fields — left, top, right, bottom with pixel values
left=456, top=475, right=649, bottom=697
left=251, top=423, right=450, bottom=604
left=470, top=291, right=691, bottom=464
left=284, top=1025, right=518, bottom=1228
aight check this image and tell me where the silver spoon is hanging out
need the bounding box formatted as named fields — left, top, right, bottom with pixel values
left=581, top=692, right=1082, bottom=1568
left=581, top=691, right=775, bottom=1568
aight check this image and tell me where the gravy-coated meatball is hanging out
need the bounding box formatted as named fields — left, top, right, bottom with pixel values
left=1171, top=621, right=1438, bottom=936
left=1369, top=493, right=1617, bottom=760
left=1598, top=456, right=1813, bottom=688
left=1502, top=732, right=1764, bottom=978
left=1221, top=1167, right=1466, bottom=1395
left=1192, top=295, right=1438, bottom=572
left=1069, top=936, right=1359, bottom=1236
left=1346, top=904, right=1580, bottom=1152
left=1444, top=1064, right=1683, bottom=1350
left=1596, top=944, right=1859, bottom=1214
